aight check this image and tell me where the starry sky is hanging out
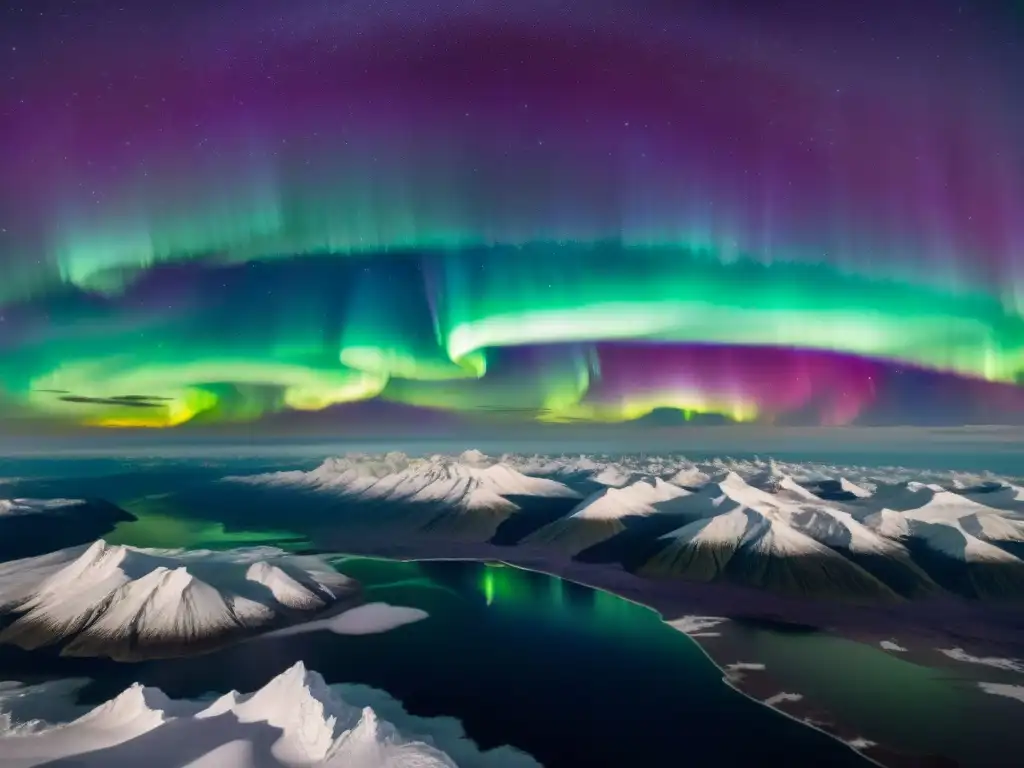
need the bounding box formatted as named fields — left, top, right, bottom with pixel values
left=1, top=0, right=1023, bottom=437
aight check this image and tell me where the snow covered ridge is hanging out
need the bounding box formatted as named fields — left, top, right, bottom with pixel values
left=227, top=450, right=581, bottom=513
left=503, top=452, right=1023, bottom=496
left=0, top=661, right=542, bottom=768
left=229, top=451, right=1024, bottom=603
left=0, top=499, right=85, bottom=517
left=0, top=541, right=360, bottom=661
left=230, top=449, right=1024, bottom=505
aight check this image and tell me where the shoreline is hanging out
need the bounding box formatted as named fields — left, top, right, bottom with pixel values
left=327, top=536, right=1019, bottom=768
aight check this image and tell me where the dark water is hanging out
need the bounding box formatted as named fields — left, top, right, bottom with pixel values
left=0, top=556, right=869, bottom=767
left=728, top=621, right=1024, bottom=768
left=1, top=457, right=1019, bottom=766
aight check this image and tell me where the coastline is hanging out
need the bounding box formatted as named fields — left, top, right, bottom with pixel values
left=326, top=535, right=1022, bottom=768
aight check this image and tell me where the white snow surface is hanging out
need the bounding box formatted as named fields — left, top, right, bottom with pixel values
left=262, top=603, right=428, bottom=639
left=667, top=615, right=729, bottom=636
left=507, top=453, right=1024, bottom=567
left=0, top=541, right=359, bottom=660
left=0, top=662, right=542, bottom=768
left=228, top=451, right=580, bottom=512
left=846, top=737, right=877, bottom=750
left=879, top=641, right=907, bottom=652
left=567, top=477, right=690, bottom=520
left=977, top=683, right=1024, bottom=705
left=0, top=499, right=85, bottom=517
left=228, top=450, right=1024, bottom=573
left=763, top=692, right=803, bottom=707
left=837, top=478, right=872, bottom=498
left=938, top=648, right=1024, bottom=674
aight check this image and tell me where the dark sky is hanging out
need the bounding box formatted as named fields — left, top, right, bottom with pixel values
left=1, top=0, right=1022, bottom=438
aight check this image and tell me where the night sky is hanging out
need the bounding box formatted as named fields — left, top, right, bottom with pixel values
left=1, top=0, right=1023, bottom=436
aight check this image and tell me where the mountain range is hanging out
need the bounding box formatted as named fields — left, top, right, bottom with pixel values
left=0, top=542, right=360, bottom=661
left=234, top=451, right=1024, bottom=605
left=0, top=661, right=541, bottom=767
left=228, top=449, right=581, bottom=539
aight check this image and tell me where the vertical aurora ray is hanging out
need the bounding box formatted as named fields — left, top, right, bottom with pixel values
left=0, top=0, right=1022, bottom=431
left=339, top=259, right=485, bottom=380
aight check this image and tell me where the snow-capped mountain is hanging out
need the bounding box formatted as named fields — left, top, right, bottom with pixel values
left=859, top=489, right=1024, bottom=555
left=523, top=478, right=692, bottom=554
left=835, top=478, right=873, bottom=499
left=962, top=482, right=1024, bottom=512
left=557, top=478, right=690, bottom=522
left=667, top=466, right=712, bottom=489
left=642, top=506, right=905, bottom=602
left=235, top=451, right=578, bottom=504
left=220, top=450, right=1024, bottom=603
left=0, top=661, right=542, bottom=767
left=0, top=541, right=359, bottom=661
left=229, top=451, right=580, bottom=539
left=771, top=475, right=826, bottom=502
left=641, top=471, right=1024, bottom=601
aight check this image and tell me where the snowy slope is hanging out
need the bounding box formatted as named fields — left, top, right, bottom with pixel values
left=642, top=508, right=902, bottom=602
left=591, top=465, right=635, bottom=488
left=0, top=541, right=359, bottom=661
left=0, top=661, right=542, bottom=768
left=562, top=478, right=690, bottom=522
left=836, top=478, right=872, bottom=498
left=231, top=451, right=579, bottom=511
left=667, top=466, right=712, bottom=488
left=522, top=478, right=691, bottom=554
left=772, top=475, right=825, bottom=502
left=861, top=490, right=1024, bottom=554
left=905, top=520, right=1019, bottom=563
left=898, top=490, right=1002, bottom=523
left=780, top=505, right=898, bottom=555
left=961, top=482, right=1024, bottom=512
left=228, top=452, right=580, bottom=541
left=221, top=451, right=1024, bottom=602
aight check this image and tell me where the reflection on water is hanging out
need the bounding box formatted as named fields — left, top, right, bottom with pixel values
left=5, top=460, right=1017, bottom=766
left=0, top=554, right=868, bottom=768
left=109, top=495, right=310, bottom=550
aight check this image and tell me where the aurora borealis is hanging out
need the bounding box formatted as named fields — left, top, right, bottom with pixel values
left=1, top=0, right=1023, bottom=434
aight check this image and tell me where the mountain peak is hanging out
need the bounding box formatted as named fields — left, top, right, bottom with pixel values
left=458, top=449, right=491, bottom=466
left=74, top=682, right=175, bottom=733
left=0, top=544, right=354, bottom=661
left=233, top=661, right=340, bottom=760
left=0, top=663, right=476, bottom=768
left=720, top=471, right=749, bottom=487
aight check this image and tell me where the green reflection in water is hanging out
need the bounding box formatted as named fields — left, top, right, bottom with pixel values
left=482, top=562, right=498, bottom=605
left=475, top=561, right=672, bottom=644
left=108, top=496, right=309, bottom=550
left=333, top=555, right=429, bottom=584
left=332, top=556, right=467, bottom=607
